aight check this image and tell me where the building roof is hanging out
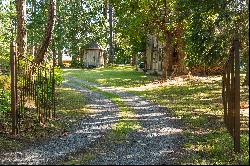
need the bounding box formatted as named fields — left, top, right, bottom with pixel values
left=84, top=42, right=103, bottom=50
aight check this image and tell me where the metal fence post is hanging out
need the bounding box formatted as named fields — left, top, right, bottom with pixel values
left=222, top=38, right=241, bottom=153
left=234, top=38, right=240, bottom=153
left=10, top=42, right=18, bottom=135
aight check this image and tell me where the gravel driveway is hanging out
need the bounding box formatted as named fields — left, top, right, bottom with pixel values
left=0, top=76, right=185, bottom=165
left=0, top=82, right=120, bottom=165
left=65, top=76, right=185, bottom=165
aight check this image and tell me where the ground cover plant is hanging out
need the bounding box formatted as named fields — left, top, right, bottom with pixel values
left=64, top=65, right=249, bottom=165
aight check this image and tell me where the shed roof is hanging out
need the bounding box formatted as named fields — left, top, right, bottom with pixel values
left=84, top=42, right=103, bottom=50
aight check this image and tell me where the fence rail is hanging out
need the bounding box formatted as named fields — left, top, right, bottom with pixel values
left=0, top=42, right=56, bottom=135
left=222, top=38, right=240, bottom=153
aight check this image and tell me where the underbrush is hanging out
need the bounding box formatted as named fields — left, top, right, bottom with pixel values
left=0, top=86, right=90, bottom=153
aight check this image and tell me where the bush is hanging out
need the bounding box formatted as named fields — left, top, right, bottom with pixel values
left=0, top=89, right=10, bottom=113
left=0, top=74, right=11, bottom=113
left=54, top=66, right=64, bottom=86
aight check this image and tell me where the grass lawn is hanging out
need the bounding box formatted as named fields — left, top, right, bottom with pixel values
left=131, top=76, right=249, bottom=165
left=65, top=65, right=249, bottom=165
left=63, top=65, right=159, bottom=88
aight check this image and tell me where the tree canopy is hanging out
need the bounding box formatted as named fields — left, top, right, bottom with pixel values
left=0, top=0, right=248, bottom=73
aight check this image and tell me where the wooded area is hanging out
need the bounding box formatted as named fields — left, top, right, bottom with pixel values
left=1, top=0, right=248, bottom=78
left=0, top=0, right=249, bottom=165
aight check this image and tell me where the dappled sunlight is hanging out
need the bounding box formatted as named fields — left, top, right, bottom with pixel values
left=0, top=83, right=121, bottom=164
left=56, top=87, right=90, bottom=117
left=63, top=65, right=159, bottom=88
left=62, top=73, right=187, bottom=164
left=61, top=69, right=248, bottom=165
left=182, top=128, right=249, bottom=165
left=129, top=75, right=248, bottom=165
left=124, top=75, right=222, bottom=91
left=63, top=69, right=82, bottom=71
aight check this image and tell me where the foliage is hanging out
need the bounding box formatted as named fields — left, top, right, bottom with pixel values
left=63, top=65, right=159, bottom=88
left=0, top=1, right=15, bottom=71
left=54, top=66, right=64, bottom=86
left=113, top=45, right=131, bottom=64
left=2, top=0, right=248, bottom=70
left=111, top=0, right=249, bottom=70
left=0, top=89, right=11, bottom=113
left=0, top=74, right=11, bottom=113
left=174, top=0, right=249, bottom=67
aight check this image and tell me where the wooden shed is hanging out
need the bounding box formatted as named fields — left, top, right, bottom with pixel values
left=82, top=42, right=104, bottom=68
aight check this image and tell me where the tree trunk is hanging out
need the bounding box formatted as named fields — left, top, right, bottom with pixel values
left=108, top=3, right=113, bottom=64
left=131, top=54, right=136, bottom=66
left=79, top=47, right=84, bottom=67
left=34, top=0, right=56, bottom=64
left=52, top=40, right=56, bottom=66
left=103, top=0, right=109, bottom=65
left=16, top=0, right=27, bottom=58
left=57, top=49, right=63, bottom=67
left=175, top=23, right=188, bottom=75
left=162, top=31, right=174, bottom=80
left=31, top=0, right=36, bottom=58
left=243, top=55, right=249, bottom=86
left=160, top=0, right=175, bottom=79
left=143, top=50, right=147, bottom=72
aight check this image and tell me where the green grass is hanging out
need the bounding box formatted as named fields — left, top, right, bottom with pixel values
left=62, top=153, right=95, bottom=165
left=64, top=66, right=249, bottom=165
left=21, top=86, right=90, bottom=140
left=67, top=79, right=141, bottom=141
left=131, top=77, right=249, bottom=165
left=63, top=65, right=159, bottom=88
left=0, top=137, right=24, bottom=152
left=60, top=80, right=141, bottom=164
left=0, top=86, right=90, bottom=153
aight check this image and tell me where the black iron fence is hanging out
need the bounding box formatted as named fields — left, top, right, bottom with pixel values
left=222, top=38, right=240, bottom=153
left=0, top=42, right=56, bottom=135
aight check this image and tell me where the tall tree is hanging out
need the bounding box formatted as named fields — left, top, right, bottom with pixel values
left=34, top=0, right=56, bottom=64
left=108, top=2, right=113, bottom=64
left=16, top=0, right=27, bottom=58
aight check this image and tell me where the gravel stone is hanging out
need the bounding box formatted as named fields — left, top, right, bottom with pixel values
left=65, top=76, right=186, bottom=165
left=0, top=75, right=186, bottom=165
left=0, top=82, right=120, bottom=165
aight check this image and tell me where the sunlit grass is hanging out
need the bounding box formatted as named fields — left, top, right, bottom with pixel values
left=130, top=76, right=249, bottom=165
left=66, top=79, right=141, bottom=141
left=64, top=66, right=249, bottom=164
left=60, top=80, right=141, bottom=164
left=63, top=65, right=159, bottom=88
